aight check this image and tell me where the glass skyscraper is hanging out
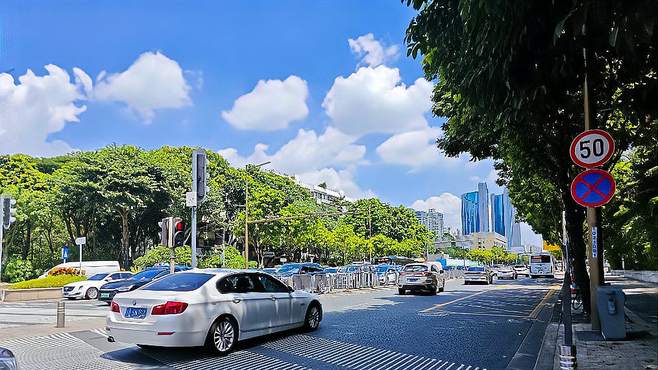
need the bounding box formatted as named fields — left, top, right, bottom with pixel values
left=490, top=194, right=505, bottom=236
left=477, top=183, right=489, bottom=233
left=461, top=191, right=479, bottom=235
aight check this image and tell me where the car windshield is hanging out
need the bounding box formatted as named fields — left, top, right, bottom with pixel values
left=376, top=265, right=390, bottom=272
left=132, top=269, right=164, bottom=280
left=88, top=273, right=108, bottom=281
left=467, top=267, right=485, bottom=272
left=143, top=273, right=213, bottom=291
left=404, top=264, right=428, bottom=272
left=277, top=264, right=301, bottom=273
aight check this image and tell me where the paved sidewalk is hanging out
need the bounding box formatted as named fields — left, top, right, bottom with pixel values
left=545, top=276, right=658, bottom=370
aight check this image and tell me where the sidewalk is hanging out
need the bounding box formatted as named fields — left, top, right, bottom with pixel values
left=540, top=276, right=658, bottom=370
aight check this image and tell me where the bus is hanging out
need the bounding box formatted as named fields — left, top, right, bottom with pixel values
left=529, top=253, right=555, bottom=278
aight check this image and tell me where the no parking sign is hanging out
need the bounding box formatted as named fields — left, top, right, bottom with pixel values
left=570, top=130, right=616, bottom=207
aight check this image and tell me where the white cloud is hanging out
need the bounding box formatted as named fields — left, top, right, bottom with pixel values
left=94, top=51, right=191, bottom=122
left=295, top=167, right=374, bottom=200
left=411, top=193, right=462, bottom=232
left=218, top=127, right=365, bottom=174
left=376, top=127, right=463, bottom=170
left=0, top=65, right=88, bottom=156
left=221, top=75, right=308, bottom=131
left=322, top=65, right=433, bottom=137
left=348, top=33, right=399, bottom=67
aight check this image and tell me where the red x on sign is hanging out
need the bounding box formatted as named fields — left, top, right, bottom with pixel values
left=571, top=169, right=616, bottom=207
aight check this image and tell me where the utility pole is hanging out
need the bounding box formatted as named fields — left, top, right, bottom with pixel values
left=244, top=161, right=270, bottom=269
left=582, top=29, right=602, bottom=331
left=189, top=150, right=208, bottom=269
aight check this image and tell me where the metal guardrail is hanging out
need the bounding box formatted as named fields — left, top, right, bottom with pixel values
left=277, top=269, right=464, bottom=295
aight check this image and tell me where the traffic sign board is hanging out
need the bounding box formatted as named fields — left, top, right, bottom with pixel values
left=571, top=169, right=616, bottom=207
left=61, top=246, right=70, bottom=260
left=570, top=129, right=615, bottom=168
left=75, top=237, right=86, bottom=245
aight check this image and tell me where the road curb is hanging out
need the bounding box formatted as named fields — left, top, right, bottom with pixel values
left=533, top=292, right=563, bottom=370
left=505, top=288, right=560, bottom=370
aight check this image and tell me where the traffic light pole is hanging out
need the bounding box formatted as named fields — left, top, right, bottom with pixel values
left=191, top=206, right=197, bottom=269
left=0, top=218, right=4, bottom=283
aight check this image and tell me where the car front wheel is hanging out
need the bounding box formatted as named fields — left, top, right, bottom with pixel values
left=207, top=317, right=237, bottom=355
left=304, top=303, right=321, bottom=331
left=85, top=288, right=98, bottom=300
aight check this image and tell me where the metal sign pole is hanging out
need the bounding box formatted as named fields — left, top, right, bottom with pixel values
left=0, top=220, right=4, bottom=283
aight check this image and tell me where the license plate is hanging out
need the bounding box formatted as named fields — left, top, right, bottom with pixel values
left=408, top=278, right=418, bottom=282
left=100, top=293, right=110, bottom=299
left=124, top=307, right=147, bottom=319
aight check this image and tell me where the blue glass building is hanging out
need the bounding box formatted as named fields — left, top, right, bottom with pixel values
left=461, top=191, right=479, bottom=235
left=490, top=194, right=505, bottom=236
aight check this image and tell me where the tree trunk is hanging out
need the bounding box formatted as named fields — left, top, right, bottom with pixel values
left=119, top=208, right=130, bottom=269
left=564, top=194, right=591, bottom=313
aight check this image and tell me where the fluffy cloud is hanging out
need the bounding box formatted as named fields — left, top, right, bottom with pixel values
left=0, top=65, right=89, bottom=156
left=95, top=51, right=191, bottom=122
left=295, top=167, right=374, bottom=200
left=348, top=33, right=399, bottom=67
left=322, top=65, right=433, bottom=136
left=411, top=193, right=462, bottom=232
left=222, top=75, right=309, bottom=131
left=218, top=127, right=365, bottom=174
left=376, top=127, right=464, bottom=170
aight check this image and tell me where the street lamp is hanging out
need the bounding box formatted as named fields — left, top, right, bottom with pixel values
left=244, top=161, right=270, bottom=268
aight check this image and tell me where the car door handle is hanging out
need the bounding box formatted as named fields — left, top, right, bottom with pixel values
left=270, top=296, right=277, bottom=301
left=232, top=298, right=241, bottom=304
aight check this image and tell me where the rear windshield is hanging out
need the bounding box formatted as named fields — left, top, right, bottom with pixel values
left=143, top=273, right=213, bottom=292
left=404, top=264, right=428, bottom=272
left=132, top=269, right=165, bottom=280
left=467, top=267, right=485, bottom=272
left=531, top=255, right=552, bottom=263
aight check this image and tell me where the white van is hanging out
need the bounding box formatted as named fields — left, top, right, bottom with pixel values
left=40, top=261, right=121, bottom=278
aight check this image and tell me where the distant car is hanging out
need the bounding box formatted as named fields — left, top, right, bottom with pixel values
left=496, top=266, right=517, bottom=280
left=514, top=265, right=530, bottom=277
left=98, top=266, right=188, bottom=304
left=40, top=260, right=121, bottom=278
left=323, top=267, right=338, bottom=274
left=0, top=347, right=17, bottom=370
left=398, top=263, right=445, bottom=295
left=106, top=269, right=322, bottom=355
left=375, top=264, right=399, bottom=285
left=274, top=263, right=325, bottom=277
left=63, top=271, right=133, bottom=300
left=464, top=266, right=496, bottom=285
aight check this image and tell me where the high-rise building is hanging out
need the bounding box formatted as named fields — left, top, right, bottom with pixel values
left=415, top=209, right=444, bottom=239
left=461, top=191, right=479, bottom=235
left=490, top=193, right=505, bottom=236
left=477, top=183, right=490, bottom=233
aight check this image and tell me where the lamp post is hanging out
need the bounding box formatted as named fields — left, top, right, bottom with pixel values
left=244, top=161, right=270, bottom=268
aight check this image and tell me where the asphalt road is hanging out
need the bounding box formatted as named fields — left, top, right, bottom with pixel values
left=0, top=277, right=559, bottom=370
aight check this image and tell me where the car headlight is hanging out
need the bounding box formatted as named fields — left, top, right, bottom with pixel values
left=116, top=285, right=133, bottom=292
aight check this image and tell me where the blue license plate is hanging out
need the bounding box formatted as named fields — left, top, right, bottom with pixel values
left=124, top=307, right=147, bottom=319
left=408, top=278, right=418, bottom=282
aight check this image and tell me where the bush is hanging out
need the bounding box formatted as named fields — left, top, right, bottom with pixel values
left=200, top=246, right=257, bottom=269
left=9, top=274, right=86, bottom=289
left=2, top=256, right=38, bottom=283
left=49, top=266, right=83, bottom=276
left=132, top=245, right=191, bottom=271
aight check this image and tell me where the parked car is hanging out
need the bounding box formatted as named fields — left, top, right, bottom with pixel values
left=106, top=269, right=322, bottom=355
left=323, top=267, right=338, bottom=274
left=375, top=264, right=399, bottom=285
left=514, top=265, right=530, bottom=277
left=261, top=268, right=278, bottom=275
left=63, top=271, right=133, bottom=300
left=496, top=266, right=517, bottom=280
left=464, top=266, right=496, bottom=284
left=98, top=266, right=188, bottom=304
left=274, top=263, right=325, bottom=277
left=0, top=347, right=17, bottom=370
left=398, top=262, right=445, bottom=295
left=40, top=260, right=121, bottom=278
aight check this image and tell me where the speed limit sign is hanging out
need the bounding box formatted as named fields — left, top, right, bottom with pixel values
left=570, top=129, right=615, bottom=168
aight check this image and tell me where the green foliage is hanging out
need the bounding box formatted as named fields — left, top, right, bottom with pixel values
left=9, top=274, right=86, bottom=289
left=132, top=246, right=192, bottom=271
left=2, top=256, right=38, bottom=283
left=200, top=246, right=256, bottom=269
left=466, top=247, right=517, bottom=265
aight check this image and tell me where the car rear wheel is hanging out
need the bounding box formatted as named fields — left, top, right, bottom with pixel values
left=432, top=284, right=439, bottom=295
left=85, top=287, right=98, bottom=300
left=439, top=280, right=445, bottom=292
left=206, top=317, right=237, bottom=355
left=398, top=288, right=405, bottom=295
left=304, top=303, right=321, bottom=331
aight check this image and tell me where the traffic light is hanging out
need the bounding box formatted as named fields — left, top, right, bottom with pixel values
left=173, top=218, right=184, bottom=247
left=2, top=196, right=17, bottom=229
left=158, top=217, right=171, bottom=246
left=193, top=150, right=209, bottom=203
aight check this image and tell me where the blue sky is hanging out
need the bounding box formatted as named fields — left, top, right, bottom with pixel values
left=0, top=1, right=542, bottom=245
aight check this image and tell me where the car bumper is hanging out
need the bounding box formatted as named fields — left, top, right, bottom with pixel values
left=106, top=313, right=206, bottom=347
left=464, top=275, right=488, bottom=281
left=498, top=272, right=515, bottom=279
left=62, top=290, right=84, bottom=298
left=399, top=278, right=434, bottom=288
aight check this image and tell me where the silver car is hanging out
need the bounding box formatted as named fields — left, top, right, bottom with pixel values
left=398, top=263, right=445, bottom=295
left=464, top=266, right=496, bottom=284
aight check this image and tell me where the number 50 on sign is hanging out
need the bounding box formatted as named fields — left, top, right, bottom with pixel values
left=569, top=129, right=615, bottom=168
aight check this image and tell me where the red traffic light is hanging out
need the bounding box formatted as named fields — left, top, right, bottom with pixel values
left=175, top=221, right=183, bottom=232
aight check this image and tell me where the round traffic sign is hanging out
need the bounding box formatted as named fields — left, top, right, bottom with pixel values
left=570, top=129, right=615, bottom=168
left=570, top=169, right=616, bottom=207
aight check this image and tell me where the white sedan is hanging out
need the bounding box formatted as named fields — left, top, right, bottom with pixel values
left=106, top=269, right=322, bottom=354
left=63, top=272, right=132, bottom=300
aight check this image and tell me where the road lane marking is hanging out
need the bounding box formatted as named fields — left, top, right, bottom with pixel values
left=528, top=289, right=557, bottom=319
left=419, top=291, right=488, bottom=313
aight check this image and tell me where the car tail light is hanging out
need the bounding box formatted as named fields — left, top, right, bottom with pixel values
left=111, top=301, right=120, bottom=313
left=424, top=272, right=433, bottom=277
left=151, top=301, right=188, bottom=315
left=399, top=272, right=406, bottom=277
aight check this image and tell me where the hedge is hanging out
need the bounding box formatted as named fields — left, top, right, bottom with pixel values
left=9, top=274, right=87, bottom=289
